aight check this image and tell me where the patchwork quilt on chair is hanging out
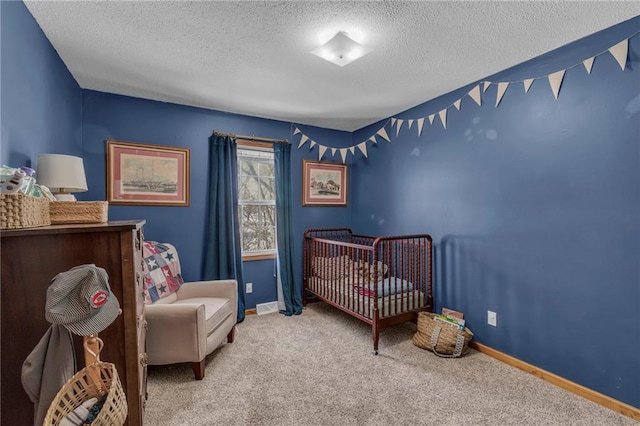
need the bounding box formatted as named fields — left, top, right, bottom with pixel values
left=142, top=241, right=184, bottom=304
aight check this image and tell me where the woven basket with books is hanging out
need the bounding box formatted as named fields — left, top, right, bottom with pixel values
left=412, top=311, right=473, bottom=358
left=0, top=193, right=50, bottom=229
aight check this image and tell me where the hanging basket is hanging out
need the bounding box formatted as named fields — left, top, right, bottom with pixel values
left=43, top=338, right=128, bottom=426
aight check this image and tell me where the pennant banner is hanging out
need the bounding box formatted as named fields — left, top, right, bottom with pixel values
left=377, top=128, right=391, bottom=142
left=548, top=70, right=565, bottom=100
left=438, top=109, right=447, bottom=129
left=292, top=119, right=392, bottom=164
left=358, top=142, right=368, bottom=158
left=523, top=78, right=534, bottom=93
left=293, top=33, right=634, bottom=162
left=297, top=134, right=309, bottom=149
left=417, top=118, right=425, bottom=137
left=495, top=82, right=509, bottom=107
left=609, top=39, right=628, bottom=70
left=340, top=148, right=348, bottom=163
left=468, top=85, right=481, bottom=106
left=318, top=146, right=327, bottom=160
left=583, top=57, right=595, bottom=74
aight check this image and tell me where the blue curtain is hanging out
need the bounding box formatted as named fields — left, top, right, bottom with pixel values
left=273, top=142, right=302, bottom=316
left=203, top=134, right=245, bottom=322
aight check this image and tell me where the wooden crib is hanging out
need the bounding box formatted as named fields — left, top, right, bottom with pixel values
left=303, top=228, right=433, bottom=354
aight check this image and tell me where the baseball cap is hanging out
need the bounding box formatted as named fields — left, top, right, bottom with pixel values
left=45, top=264, right=120, bottom=336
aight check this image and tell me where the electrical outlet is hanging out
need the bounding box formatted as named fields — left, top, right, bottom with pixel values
left=246, top=282, right=253, bottom=294
left=487, top=310, right=497, bottom=327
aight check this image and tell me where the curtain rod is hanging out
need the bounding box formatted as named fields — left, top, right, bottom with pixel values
left=212, top=131, right=289, bottom=144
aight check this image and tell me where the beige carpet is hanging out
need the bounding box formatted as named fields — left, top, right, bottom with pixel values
left=145, top=303, right=635, bottom=425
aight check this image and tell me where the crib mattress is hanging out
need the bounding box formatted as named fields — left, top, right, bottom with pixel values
left=307, top=276, right=427, bottom=319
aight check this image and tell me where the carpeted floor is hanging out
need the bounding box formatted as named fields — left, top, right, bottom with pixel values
left=145, top=303, right=635, bottom=425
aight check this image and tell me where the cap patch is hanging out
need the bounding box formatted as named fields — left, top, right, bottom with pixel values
left=91, top=291, right=109, bottom=308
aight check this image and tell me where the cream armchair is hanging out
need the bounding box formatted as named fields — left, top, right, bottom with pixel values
left=142, top=242, right=237, bottom=380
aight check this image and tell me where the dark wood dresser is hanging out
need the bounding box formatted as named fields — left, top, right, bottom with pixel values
left=1, top=220, right=147, bottom=425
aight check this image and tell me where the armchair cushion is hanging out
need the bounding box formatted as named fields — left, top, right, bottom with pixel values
left=142, top=241, right=184, bottom=303
left=172, top=297, right=233, bottom=335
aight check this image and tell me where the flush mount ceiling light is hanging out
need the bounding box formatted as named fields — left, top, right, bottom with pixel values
left=310, top=31, right=373, bottom=67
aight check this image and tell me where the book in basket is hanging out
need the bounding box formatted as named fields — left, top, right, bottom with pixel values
left=433, top=314, right=465, bottom=330
left=442, top=307, right=464, bottom=319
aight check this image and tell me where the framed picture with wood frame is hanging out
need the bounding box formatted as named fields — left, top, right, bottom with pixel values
left=106, top=140, right=190, bottom=206
left=302, top=160, right=347, bottom=207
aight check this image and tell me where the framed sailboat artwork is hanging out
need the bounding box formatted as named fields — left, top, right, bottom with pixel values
left=106, top=140, right=190, bottom=206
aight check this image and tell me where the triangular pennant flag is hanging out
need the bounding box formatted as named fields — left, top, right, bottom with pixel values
left=340, top=148, right=348, bottom=163
left=408, top=119, right=414, bottom=129
left=428, top=114, right=435, bottom=124
left=495, top=82, right=509, bottom=107
left=438, top=109, right=447, bottom=129
left=483, top=81, right=491, bottom=92
left=331, top=148, right=337, bottom=156
left=297, top=134, right=309, bottom=149
left=453, top=99, right=462, bottom=110
left=548, top=69, right=565, bottom=100
left=310, top=141, right=317, bottom=149
left=293, top=127, right=301, bottom=135
left=608, top=39, right=628, bottom=70
left=377, top=127, right=390, bottom=142
left=391, top=118, right=397, bottom=127
left=318, top=146, right=327, bottom=160
left=369, top=135, right=377, bottom=144
left=396, top=119, right=404, bottom=136
left=468, top=85, right=481, bottom=106
left=349, top=146, right=355, bottom=155
left=417, top=118, right=425, bottom=137
left=582, top=57, right=595, bottom=74
left=357, top=142, right=368, bottom=158
left=523, top=79, right=534, bottom=93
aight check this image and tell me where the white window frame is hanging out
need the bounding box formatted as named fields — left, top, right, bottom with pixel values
left=237, top=140, right=276, bottom=261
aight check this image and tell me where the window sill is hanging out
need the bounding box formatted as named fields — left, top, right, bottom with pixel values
left=242, top=252, right=276, bottom=262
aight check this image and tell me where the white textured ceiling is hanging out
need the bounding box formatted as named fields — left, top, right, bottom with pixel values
left=24, top=1, right=640, bottom=132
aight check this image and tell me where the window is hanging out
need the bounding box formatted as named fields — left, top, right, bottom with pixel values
left=237, top=141, right=276, bottom=260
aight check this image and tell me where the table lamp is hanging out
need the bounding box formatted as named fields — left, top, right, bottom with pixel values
left=36, top=154, right=88, bottom=201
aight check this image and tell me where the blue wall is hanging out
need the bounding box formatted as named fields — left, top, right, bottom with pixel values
left=3, top=0, right=638, bottom=410
left=81, top=90, right=352, bottom=306
left=0, top=1, right=82, bottom=167
left=351, top=17, right=640, bottom=408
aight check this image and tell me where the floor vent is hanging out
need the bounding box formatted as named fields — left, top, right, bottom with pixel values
left=256, top=301, right=279, bottom=316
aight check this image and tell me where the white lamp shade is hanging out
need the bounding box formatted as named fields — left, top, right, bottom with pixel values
left=36, top=154, right=88, bottom=194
